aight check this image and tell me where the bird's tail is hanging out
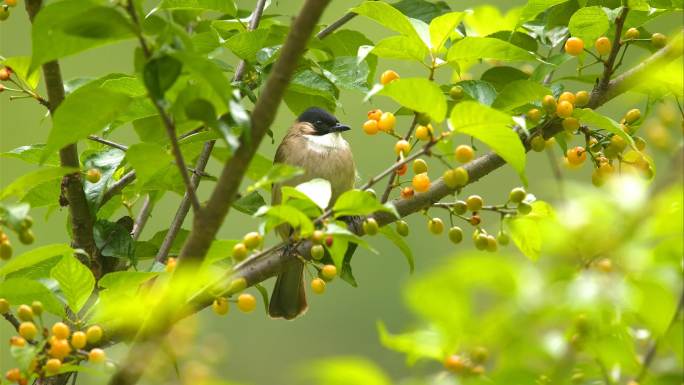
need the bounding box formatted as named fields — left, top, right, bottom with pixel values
left=268, top=259, right=307, bottom=320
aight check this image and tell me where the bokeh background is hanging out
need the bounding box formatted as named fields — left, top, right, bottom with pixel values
left=1, top=1, right=682, bottom=384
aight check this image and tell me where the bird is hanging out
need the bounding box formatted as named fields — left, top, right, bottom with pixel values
left=269, top=107, right=356, bottom=320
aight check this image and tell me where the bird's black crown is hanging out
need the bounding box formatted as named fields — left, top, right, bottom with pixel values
left=297, top=107, right=350, bottom=135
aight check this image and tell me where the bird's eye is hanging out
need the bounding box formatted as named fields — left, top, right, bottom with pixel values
left=315, top=120, right=323, bottom=125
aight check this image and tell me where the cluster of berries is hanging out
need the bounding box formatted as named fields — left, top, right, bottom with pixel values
left=1, top=299, right=106, bottom=384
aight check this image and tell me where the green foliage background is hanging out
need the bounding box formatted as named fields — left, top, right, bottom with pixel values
left=1, top=1, right=682, bottom=384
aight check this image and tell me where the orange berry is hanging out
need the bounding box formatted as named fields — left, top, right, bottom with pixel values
left=52, top=322, right=70, bottom=340
left=565, top=37, right=584, bottom=56
left=0, top=67, right=10, bottom=81
left=395, top=163, right=408, bottom=176
left=380, top=70, right=399, bottom=85
left=5, top=368, right=21, bottom=382
left=400, top=187, right=414, bottom=199
left=165, top=257, right=177, bottom=273
left=595, top=37, right=611, bottom=55
left=362, top=119, right=379, bottom=135
left=556, top=100, right=574, bottom=118
left=415, top=124, right=433, bottom=141
left=558, top=91, right=576, bottom=105
left=49, top=338, right=71, bottom=359
left=566, top=146, right=587, bottom=165
left=367, top=109, right=382, bottom=121
left=444, top=355, right=469, bottom=373
left=394, top=139, right=410, bottom=156
left=19, top=322, right=37, bottom=340
left=10, top=336, right=26, bottom=347
left=377, top=112, right=396, bottom=132
left=88, top=348, right=106, bottom=363
left=70, top=331, right=86, bottom=349
left=454, top=145, right=474, bottom=163
left=412, top=173, right=430, bottom=193
left=311, top=278, right=326, bottom=294
left=45, top=358, right=61, bottom=375
left=237, top=293, right=256, bottom=313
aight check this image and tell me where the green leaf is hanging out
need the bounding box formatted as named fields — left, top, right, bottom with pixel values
left=31, top=0, right=134, bottom=68
left=82, top=148, right=126, bottom=208
left=352, top=1, right=422, bottom=41
left=285, top=69, right=337, bottom=115
left=126, top=143, right=177, bottom=191
left=143, top=55, right=182, bottom=101
left=294, top=179, right=332, bottom=211
left=173, top=52, right=232, bottom=107
left=1, top=56, right=40, bottom=89
left=447, top=37, right=536, bottom=65
left=574, top=109, right=635, bottom=147
left=0, top=278, right=64, bottom=316
left=456, top=80, right=498, bottom=106
left=254, top=283, right=270, bottom=313
left=21, top=180, right=61, bottom=209
left=568, top=6, right=610, bottom=46
left=224, top=29, right=271, bottom=62
left=503, top=201, right=553, bottom=260
left=377, top=321, right=444, bottom=364
left=429, top=12, right=464, bottom=53
left=305, top=356, right=391, bottom=385
left=246, top=153, right=273, bottom=181
left=99, top=271, right=158, bottom=291
left=1, top=144, right=60, bottom=166
left=492, top=80, right=550, bottom=111
left=517, top=0, right=570, bottom=26
left=0, top=167, right=78, bottom=200
left=393, top=0, right=451, bottom=23
left=44, top=85, right=132, bottom=160
left=370, top=36, right=428, bottom=62
left=480, top=66, right=530, bottom=91
left=379, top=226, right=414, bottom=273
left=50, top=254, right=95, bottom=313
left=248, top=163, right=304, bottom=192
left=93, top=220, right=135, bottom=260
left=159, top=0, right=236, bottom=13
left=449, top=101, right=526, bottom=182
left=319, top=57, right=370, bottom=92
left=233, top=191, right=267, bottom=215
left=255, top=205, right=314, bottom=237
left=374, top=78, right=447, bottom=122
left=0, top=244, right=72, bottom=278
left=333, top=190, right=398, bottom=218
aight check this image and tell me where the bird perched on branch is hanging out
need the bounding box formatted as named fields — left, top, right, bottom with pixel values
left=269, top=107, right=356, bottom=319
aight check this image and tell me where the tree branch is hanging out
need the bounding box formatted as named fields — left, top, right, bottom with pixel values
left=107, top=2, right=331, bottom=384
left=176, top=0, right=332, bottom=266
left=25, top=0, right=99, bottom=276
left=316, top=11, right=357, bottom=39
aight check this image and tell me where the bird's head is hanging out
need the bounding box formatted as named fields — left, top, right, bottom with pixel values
left=296, top=107, right=350, bottom=136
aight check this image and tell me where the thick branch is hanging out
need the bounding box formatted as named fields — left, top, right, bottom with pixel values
left=26, top=0, right=99, bottom=276
left=107, top=2, right=332, bottom=384
left=177, top=0, right=332, bottom=265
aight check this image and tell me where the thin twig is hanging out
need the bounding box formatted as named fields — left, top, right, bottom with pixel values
left=2, top=312, right=20, bottom=330
left=316, top=12, right=357, bottom=39
left=131, top=195, right=153, bottom=241
left=233, top=0, right=268, bottom=81
left=88, top=135, right=128, bottom=151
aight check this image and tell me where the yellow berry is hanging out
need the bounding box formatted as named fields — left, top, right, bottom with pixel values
left=651, top=33, right=667, bottom=48
left=527, top=108, right=541, bottom=122
left=52, top=322, right=70, bottom=340
left=367, top=109, right=382, bottom=121
left=454, top=145, right=474, bottom=163
left=556, top=100, right=574, bottom=118
left=321, top=264, right=337, bottom=281
left=394, top=139, right=410, bottom=156
left=466, top=195, right=483, bottom=211
left=70, top=331, right=87, bottom=349
left=212, top=297, right=229, bottom=315
left=442, top=167, right=468, bottom=188
left=362, top=119, right=379, bottom=135
left=542, top=95, right=557, bottom=113
left=415, top=124, right=433, bottom=141
left=86, top=168, right=101, bottom=183
left=236, top=293, right=256, bottom=313
left=19, top=321, right=37, bottom=340
left=575, top=90, right=589, bottom=106
left=311, top=278, right=326, bottom=294
left=310, top=244, right=325, bottom=260
left=243, top=232, right=262, bottom=250
left=380, top=69, right=400, bottom=85
left=49, top=338, right=71, bottom=359
left=88, top=348, right=106, bottom=363
left=595, top=37, right=611, bottom=56
left=428, top=218, right=444, bottom=235
left=17, top=304, right=33, bottom=321
left=558, top=91, right=576, bottom=105
left=565, top=37, right=584, bottom=56
left=566, top=146, right=587, bottom=165
left=232, top=243, right=248, bottom=262
left=377, top=112, right=396, bottom=132
left=362, top=218, right=379, bottom=236
left=563, top=117, right=580, bottom=132
left=45, top=358, right=62, bottom=374
left=86, top=325, right=103, bottom=344
left=412, top=173, right=430, bottom=193
left=625, top=27, right=640, bottom=40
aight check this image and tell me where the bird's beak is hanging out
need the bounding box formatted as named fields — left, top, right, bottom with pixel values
left=331, top=123, right=351, bottom=132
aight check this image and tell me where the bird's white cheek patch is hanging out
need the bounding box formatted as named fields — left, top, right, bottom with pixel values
left=303, top=133, right=348, bottom=153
